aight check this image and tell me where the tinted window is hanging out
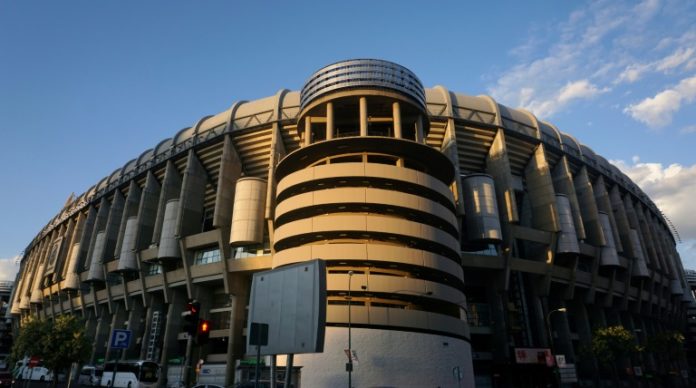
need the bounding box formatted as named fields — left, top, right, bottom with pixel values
left=139, top=363, right=158, bottom=383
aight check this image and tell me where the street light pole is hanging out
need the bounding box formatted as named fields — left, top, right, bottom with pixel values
left=546, top=307, right=567, bottom=356
left=546, top=307, right=567, bottom=386
left=347, top=270, right=353, bottom=388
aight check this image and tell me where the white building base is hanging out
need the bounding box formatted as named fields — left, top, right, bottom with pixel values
left=294, top=326, right=474, bottom=388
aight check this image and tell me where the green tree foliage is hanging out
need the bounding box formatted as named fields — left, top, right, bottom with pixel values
left=10, top=315, right=91, bottom=385
left=9, top=317, right=48, bottom=366
left=646, top=330, right=685, bottom=368
left=42, top=315, right=91, bottom=376
left=590, top=325, right=640, bottom=364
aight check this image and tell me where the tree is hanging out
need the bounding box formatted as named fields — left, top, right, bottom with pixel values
left=589, top=325, right=640, bottom=385
left=646, top=330, right=685, bottom=375
left=42, top=315, right=91, bottom=386
left=9, top=317, right=48, bottom=367
left=10, top=315, right=90, bottom=387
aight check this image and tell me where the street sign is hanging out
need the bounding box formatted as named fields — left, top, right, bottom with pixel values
left=249, top=322, right=269, bottom=346
left=28, top=356, right=40, bottom=367
left=559, top=364, right=578, bottom=383
left=110, top=329, right=132, bottom=349
left=555, top=354, right=566, bottom=368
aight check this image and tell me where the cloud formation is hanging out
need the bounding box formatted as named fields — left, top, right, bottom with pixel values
left=0, top=255, right=20, bottom=281
left=489, top=0, right=662, bottom=119
left=489, top=0, right=695, bottom=125
left=612, top=157, right=696, bottom=268
left=623, top=75, right=696, bottom=127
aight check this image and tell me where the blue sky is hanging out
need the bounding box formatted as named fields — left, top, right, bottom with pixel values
left=1, top=0, right=695, bottom=280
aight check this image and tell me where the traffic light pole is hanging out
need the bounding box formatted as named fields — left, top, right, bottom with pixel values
left=184, top=332, right=194, bottom=387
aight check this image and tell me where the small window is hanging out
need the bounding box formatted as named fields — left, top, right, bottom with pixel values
left=146, top=263, right=162, bottom=276
left=194, top=247, right=221, bottom=265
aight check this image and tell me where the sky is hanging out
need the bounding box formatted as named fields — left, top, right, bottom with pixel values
left=1, top=0, right=695, bottom=280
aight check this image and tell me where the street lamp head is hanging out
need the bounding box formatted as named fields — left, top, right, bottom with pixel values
left=558, top=307, right=567, bottom=312
left=348, top=270, right=354, bottom=276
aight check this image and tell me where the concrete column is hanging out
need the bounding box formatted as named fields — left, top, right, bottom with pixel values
left=525, top=144, right=560, bottom=233
left=392, top=101, right=402, bottom=138
left=159, top=291, right=185, bottom=387
left=359, top=97, right=368, bottom=136
left=574, top=167, right=606, bottom=247
left=178, top=150, right=208, bottom=238
left=552, top=156, right=586, bottom=240
left=415, top=115, right=424, bottom=143
left=225, top=274, right=251, bottom=386
left=91, top=305, right=111, bottom=364
left=152, top=161, right=182, bottom=245
left=532, top=295, right=550, bottom=347
left=326, top=102, right=334, bottom=140
left=115, top=181, right=142, bottom=262
left=213, top=135, right=242, bottom=229
left=104, top=301, right=129, bottom=362
left=136, top=171, right=161, bottom=250
left=485, top=129, right=519, bottom=224
left=570, top=299, right=597, bottom=378
left=304, top=117, right=311, bottom=146
left=594, top=177, right=623, bottom=252
left=125, top=298, right=145, bottom=359
left=103, top=191, right=125, bottom=261
left=489, top=290, right=509, bottom=362
left=84, top=309, right=99, bottom=362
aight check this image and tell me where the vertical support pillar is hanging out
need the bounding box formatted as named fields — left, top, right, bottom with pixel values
left=570, top=298, right=597, bottom=378
left=359, top=97, right=368, bottom=136
left=326, top=102, right=334, bottom=140
left=225, top=275, right=251, bottom=387
left=392, top=101, right=402, bottom=138
left=159, top=291, right=184, bottom=387
left=415, top=114, right=424, bottom=144
left=91, top=305, right=111, bottom=365
left=125, top=298, right=145, bottom=359
left=304, top=117, right=312, bottom=146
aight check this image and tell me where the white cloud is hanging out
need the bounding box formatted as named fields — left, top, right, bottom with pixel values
left=623, top=75, right=696, bottom=127
left=615, top=47, right=696, bottom=84
left=488, top=0, right=660, bottom=119
left=488, top=0, right=696, bottom=121
left=616, top=64, right=650, bottom=84
left=656, top=47, right=695, bottom=72
left=612, top=158, right=696, bottom=268
left=558, top=80, right=608, bottom=103
left=680, top=124, right=696, bottom=134
left=0, top=255, right=20, bottom=281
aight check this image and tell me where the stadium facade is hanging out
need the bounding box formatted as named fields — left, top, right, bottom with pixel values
left=8, top=59, right=694, bottom=387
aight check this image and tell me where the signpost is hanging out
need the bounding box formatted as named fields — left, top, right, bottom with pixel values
left=108, top=330, right=132, bottom=388
left=249, top=323, right=269, bottom=388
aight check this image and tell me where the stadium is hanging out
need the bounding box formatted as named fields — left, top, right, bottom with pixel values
left=8, top=59, right=693, bottom=387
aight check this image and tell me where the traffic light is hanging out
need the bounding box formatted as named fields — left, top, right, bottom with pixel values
left=181, top=299, right=200, bottom=336
left=196, top=319, right=210, bottom=345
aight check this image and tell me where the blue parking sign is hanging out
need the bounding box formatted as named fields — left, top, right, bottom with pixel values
left=110, top=329, right=132, bottom=349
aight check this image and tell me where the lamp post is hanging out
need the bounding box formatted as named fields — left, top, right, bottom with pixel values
left=546, top=307, right=567, bottom=355
left=347, top=270, right=353, bottom=388
left=546, top=307, right=567, bottom=387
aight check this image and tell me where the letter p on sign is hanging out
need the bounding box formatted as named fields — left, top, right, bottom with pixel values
left=110, top=329, right=132, bottom=349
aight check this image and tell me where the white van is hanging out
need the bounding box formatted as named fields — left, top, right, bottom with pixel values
left=21, top=364, right=53, bottom=382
